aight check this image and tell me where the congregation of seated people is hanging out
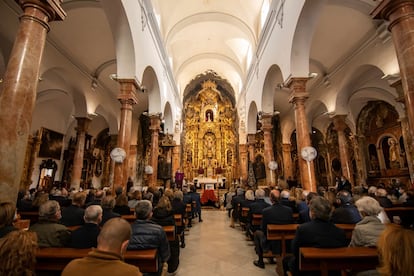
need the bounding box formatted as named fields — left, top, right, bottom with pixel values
left=4, top=182, right=205, bottom=276
left=2, top=175, right=414, bottom=276
left=226, top=175, right=414, bottom=275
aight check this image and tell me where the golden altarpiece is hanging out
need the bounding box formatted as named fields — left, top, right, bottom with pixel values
left=182, top=80, right=238, bottom=186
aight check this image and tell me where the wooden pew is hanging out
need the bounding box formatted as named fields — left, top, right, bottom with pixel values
left=122, top=214, right=136, bottom=223
left=267, top=224, right=299, bottom=258
left=384, top=206, right=414, bottom=224
left=18, top=211, right=39, bottom=225
left=174, top=214, right=183, bottom=227
left=335, top=223, right=355, bottom=239
left=299, top=247, right=378, bottom=276
left=252, top=214, right=262, bottom=226
left=36, top=247, right=158, bottom=273
left=163, top=225, right=176, bottom=241
left=13, top=219, right=30, bottom=230
left=266, top=224, right=355, bottom=258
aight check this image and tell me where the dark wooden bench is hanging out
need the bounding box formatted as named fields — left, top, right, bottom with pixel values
left=266, top=224, right=355, bottom=258
left=36, top=247, right=158, bottom=273
left=252, top=213, right=262, bottom=226
left=299, top=247, right=378, bottom=276
left=19, top=211, right=39, bottom=224
left=267, top=224, right=299, bottom=258
left=384, top=206, right=414, bottom=224
left=174, top=214, right=183, bottom=227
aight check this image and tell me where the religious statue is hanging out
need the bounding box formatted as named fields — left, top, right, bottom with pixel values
left=388, top=138, right=399, bottom=168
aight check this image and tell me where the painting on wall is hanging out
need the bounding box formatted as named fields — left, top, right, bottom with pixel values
left=38, top=127, right=64, bottom=160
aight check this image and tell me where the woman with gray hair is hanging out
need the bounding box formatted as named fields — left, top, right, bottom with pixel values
left=349, top=196, right=385, bottom=247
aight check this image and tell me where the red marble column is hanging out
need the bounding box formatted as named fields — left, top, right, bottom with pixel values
left=247, top=134, right=256, bottom=163
left=239, top=144, right=248, bottom=183
left=261, top=113, right=276, bottom=186
left=332, top=115, right=354, bottom=185
left=148, top=114, right=161, bottom=187
left=70, top=117, right=91, bottom=190
left=113, top=79, right=138, bottom=192
left=0, top=0, right=65, bottom=204
left=282, top=143, right=293, bottom=179
left=288, top=78, right=316, bottom=192
left=372, top=1, right=414, bottom=153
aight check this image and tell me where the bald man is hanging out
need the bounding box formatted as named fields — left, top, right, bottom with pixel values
left=62, top=218, right=142, bottom=276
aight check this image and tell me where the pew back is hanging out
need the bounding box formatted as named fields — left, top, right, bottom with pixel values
left=299, top=247, right=378, bottom=276
left=36, top=247, right=158, bottom=273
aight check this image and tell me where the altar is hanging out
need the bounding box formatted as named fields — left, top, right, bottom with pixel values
left=193, top=177, right=225, bottom=190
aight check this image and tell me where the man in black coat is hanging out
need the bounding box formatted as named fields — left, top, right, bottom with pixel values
left=283, top=196, right=348, bottom=276
left=70, top=205, right=102, bottom=248
left=60, top=192, right=86, bottom=226
left=246, top=188, right=270, bottom=239
left=253, top=189, right=294, bottom=268
left=331, top=190, right=361, bottom=224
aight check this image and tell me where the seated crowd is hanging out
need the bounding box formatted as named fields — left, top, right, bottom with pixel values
left=1, top=183, right=204, bottom=276
left=225, top=176, right=414, bottom=275
left=0, top=177, right=413, bottom=276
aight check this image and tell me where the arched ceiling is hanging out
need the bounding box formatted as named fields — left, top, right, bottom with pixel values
left=151, top=0, right=266, bottom=97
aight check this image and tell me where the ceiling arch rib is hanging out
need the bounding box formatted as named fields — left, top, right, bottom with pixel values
left=176, top=52, right=243, bottom=81
left=165, top=12, right=257, bottom=47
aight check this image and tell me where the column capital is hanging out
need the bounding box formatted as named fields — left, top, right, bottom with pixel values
left=18, top=0, right=66, bottom=22
left=282, top=143, right=291, bottom=152
left=74, top=117, right=91, bottom=133
left=287, top=77, right=309, bottom=104
left=332, top=115, right=348, bottom=132
left=117, top=78, right=139, bottom=105
left=260, top=113, right=273, bottom=132
left=239, top=144, right=248, bottom=152
left=149, top=114, right=161, bottom=132
left=247, top=133, right=256, bottom=145
left=372, top=0, right=414, bottom=27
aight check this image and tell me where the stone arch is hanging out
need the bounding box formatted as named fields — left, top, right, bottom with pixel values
left=290, top=0, right=326, bottom=77
left=101, top=0, right=135, bottom=77
left=262, top=64, right=284, bottom=114
left=247, top=101, right=258, bottom=134
left=163, top=102, right=173, bottom=134
left=142, top=66, right=161, bottom=114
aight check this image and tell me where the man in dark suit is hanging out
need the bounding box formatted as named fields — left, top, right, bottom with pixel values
left=60, top=192, right=86, bottom=226
left=246, top=188, right=270, bottom=238
left=70, top=205, right=102, bottom=248
left=283, top=196, right=348, bottom=276
left=253, top=190, right=294, bottom=268
left=331, top=190, right=361, bottom=224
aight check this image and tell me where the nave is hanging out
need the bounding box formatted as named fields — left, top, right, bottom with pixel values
left=176, top=209, right=277, bottom=276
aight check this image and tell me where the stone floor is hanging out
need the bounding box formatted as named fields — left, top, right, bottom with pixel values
left=169, top=209, right=279, bottom=276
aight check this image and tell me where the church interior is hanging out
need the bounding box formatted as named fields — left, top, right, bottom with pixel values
left=0, top=0, right=413, bottom=202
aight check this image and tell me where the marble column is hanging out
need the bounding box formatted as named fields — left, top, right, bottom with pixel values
left=282, top=143, right=293, bottom=179
left=372, top=1, right=414, bottom=152
left=261, top=113, right=276, bottom=186
left=239, top=144, right=248, bottom=183
left=393, top=79, right=414, bottom=178
left=113, top=79, right=138, bottom=192
left=0, top=0, right=65, bottom=204
left=332, top=115, right=354, bottom=185
left=288, top=78, right=316, bottom=192
left=247, top=134, right=256, bottom=163
left=70, top=117, right=91, bottom=190
left=149, top=114, right=161, bottom=187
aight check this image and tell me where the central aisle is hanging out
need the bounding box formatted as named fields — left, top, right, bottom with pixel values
left=173, top=209, right=278, bottom=276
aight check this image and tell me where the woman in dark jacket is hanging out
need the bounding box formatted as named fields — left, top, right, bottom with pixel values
left=171, top=190, right=186, bottom=248
left=151, top=195, right=179, bottom=274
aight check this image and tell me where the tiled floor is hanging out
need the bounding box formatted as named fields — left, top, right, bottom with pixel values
left=171, top=209, right=279, bottom=276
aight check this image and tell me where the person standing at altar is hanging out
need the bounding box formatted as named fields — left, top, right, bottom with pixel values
left=175, top=169, right=184, bottom=189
